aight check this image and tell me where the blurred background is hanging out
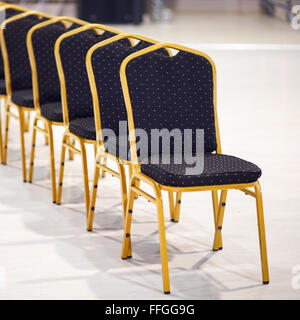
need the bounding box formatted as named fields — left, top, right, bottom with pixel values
left=2, top=0, right=300, bottom=44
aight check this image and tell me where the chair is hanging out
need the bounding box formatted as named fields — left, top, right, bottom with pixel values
left=0, top=4, right=29, bottom=163
left=54, top=24, right=129, bottom=216
left=0, top=11, right=52, bottom=182
left=86, top=33, right=178, bottom=232
left=119, top=43, right=270, bottom=294
left=26, top=17, right=88, bottom=203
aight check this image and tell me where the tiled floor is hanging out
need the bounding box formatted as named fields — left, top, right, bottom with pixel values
left=0, top=12, right=300, bottom=300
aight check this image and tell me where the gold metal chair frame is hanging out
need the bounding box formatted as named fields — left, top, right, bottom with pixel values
left=85, top=33, right=179, bottom=233
left=0, top=11, right=53, bottom=181
left=54, top=24, right=128, bottom=216
left=26, top=16, right=89, bottom=203
left=119, top=42, right=270, bottom=294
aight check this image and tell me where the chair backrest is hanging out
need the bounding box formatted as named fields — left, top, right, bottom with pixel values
left=28, top=18, right=87, bottom=109
left=56, top=25, right=130, bottom=126
left=0, top=7, right=27, bottom=78
left=0, top=12, right=50, bottom=96
left=88, top=34, right=169, bottom=142
left=120, top=43, right=221, bottom=164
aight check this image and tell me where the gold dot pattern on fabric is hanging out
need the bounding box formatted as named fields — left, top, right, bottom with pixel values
left=91, top=40, right=168, bottom=138
left=141, top=153, right=262, bottom=187
left=60, top=30, right=128, bottom=123
left=4, top=15, right=48, bottom=94
left=0, top=8, right=23, bottom=79
left=126, top=51, right=217, bottom=155
left=32, top=22, right=81, bottom=107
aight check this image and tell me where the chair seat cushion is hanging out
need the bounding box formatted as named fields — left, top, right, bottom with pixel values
left=40, top=101, right=63, bottom=123
left=11, top=89, right=34, bottom=108
left=69, top=117, right=96, bottom=141
left=68, top=117, right=130, bottom=159
left=141, top=153, right=262, bottom=187
left=0, top=78, right=6, bottom=95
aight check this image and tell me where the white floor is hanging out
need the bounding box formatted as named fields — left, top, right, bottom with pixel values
left=0, top=12, right=300, bottom=300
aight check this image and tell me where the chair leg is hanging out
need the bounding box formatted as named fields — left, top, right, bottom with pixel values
left=168, top=191, right=182, bottom=222
left=28, top=116, right=38, bottom=183
left=18, top=108, right=27, bottom=183
left=129, top=164, right=140, bottom=199
left=121, top=179, right=170, bottom=294
left=119, top=162, right=132, bottom=258
left=254, top=181, right=270, bottom=284
left=24, top=111, right=30, bottom=133
left=79, top=139, right=90, bottom=216
left=44, top=121, right=49, bottom=146
left=46, top=121, right=57, bottom=204
left=101, top=158, right=107, bottom=178
left=2, top=102, right=10, bottom=165
left=68, top=137, right=75, bottom=161
left=212, top=190, right=223, bottom=250
left=56, top=134, right=67, bottom=205
left=87, top=160, right=100, bottom=231
left=121, top=178, right=137, bottom=260
left=117, top=162, right=128, bottom=223
left=173, top=192, right=182, bottom=223
left=93, top=143, right=97, bottom=157
left=168, top=191, right=175, bottom=221
left=212, top=190, right=228, bottom=251
left=156, top=193, right=171, bottom=294
left=87, top=158, right=129, bottom=233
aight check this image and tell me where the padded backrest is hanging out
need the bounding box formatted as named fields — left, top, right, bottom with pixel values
left=31, top=22, right=82, bottom=105
left=0, top=8, right=23, bottom=78
left=91, top=41, right=169, bottom=137
left=4, top=15, right=48, bottom=92
left=125, top=51, right=217, bottom=154
left=60, top=30, right=130, bottom=121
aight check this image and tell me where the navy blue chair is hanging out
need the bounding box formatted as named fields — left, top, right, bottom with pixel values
left=86, top=33, right=174, bottom=232
left=55, top=24, right=129, bottom=216
left=119, top=43, right=269, bottom=294
left=0, top=5, right=28, bottom=164
left=0, top=11, right=51, bottom=182
left=27, top=17, right=88, bottom=204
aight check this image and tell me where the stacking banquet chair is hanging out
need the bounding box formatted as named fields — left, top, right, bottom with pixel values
left=0, top=11, right=52, bottom=182
left=26, top=17, right=89, bottom=204
left=54, top=24, right=132, bottom=216
left=119, top=43, right=270, bottom=294
left=0, top=3, right=30, bottom=163
left=86, top=33, right=180, bottom=232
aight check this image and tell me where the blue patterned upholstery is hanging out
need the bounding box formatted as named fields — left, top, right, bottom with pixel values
left=91, top=41, right=169, bottom=141
left=124, top=50, right=262, bottom=187
left=40, top=101, right=63, bottom=122
left=126, top=51, right=217, bottom=155
left=0, top=8, right=23, bottom=80
left=0, top=78, right=6, bottom=95
left=141, top=153, right=262, bottom=187
left=69, top=117, right=95, bottom=141
left=11, top=89, right=34, bottom=107
left=59, top=30, right=129, bottom=125
left=31, top=21, right=82, bottom=121
left=32, top=21, right=81, bottom=108
left=3, top=15, right=48, bottom=107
